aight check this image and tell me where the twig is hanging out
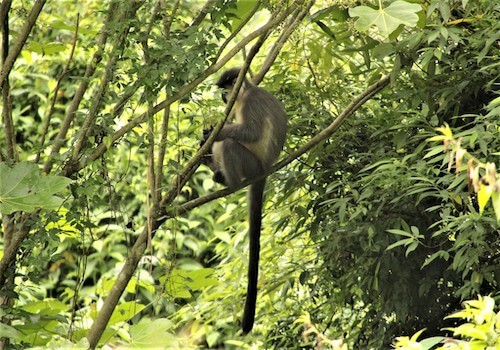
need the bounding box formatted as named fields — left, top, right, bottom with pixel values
left=69, top=5, right=295, bottom=176
left=35, top=14, right=80, bottom=164
left=1, top=0, right=15, bottom=161
left=85, top=8, right=289, bottom=348
left=153, top=0, right=187, bottom=195
left=213, top=1, right=261, bottom=63
left=167, top=74, right=391, bottom=217
left=190, top=0, right=216, bottom=27
left=44, top=0, right=119, bottom=174
left=254, top=0, right=314, bottom=85
left=0, top=0, right=46, bottom=91
left=70, top=2, right=143, bottom=163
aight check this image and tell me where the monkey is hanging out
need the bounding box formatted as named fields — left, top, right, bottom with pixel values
left=202, top=68, right=287, bottom=333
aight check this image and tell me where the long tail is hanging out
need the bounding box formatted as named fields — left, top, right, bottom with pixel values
left=241, top=178, right=266, bottom=334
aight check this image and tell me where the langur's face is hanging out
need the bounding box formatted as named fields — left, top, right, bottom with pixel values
left=219, top=84, right=233, bottom=104
left=216, top=68, right=239, bottom=104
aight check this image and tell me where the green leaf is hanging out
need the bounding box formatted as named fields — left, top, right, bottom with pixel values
left=423, top=145, right=445, bottom=159
left=491, top=191, right=500, bottom=222
left=405, top=241, right=419, bottom=257
left=349, top=1, right=422, bottom=37
left=310, top=5, right=348, bottom=22
left=50, top=20, right=98, bottom=35
left=386, top=238, right=412, bottom=251
left=129, top=318, right=177, bottom=348
left=108, top=301, right=145, bottom=326
left=163, top=268, right=218, bottom=299
left=227, top=0, right=260, bottom=29
left=419, top=336, right=445, bottom=348
left=422, top=250, right=449, bottom=267
left=0, top=162, right=72, bottom=214
left=0, top=323, right=18, bottom=339
left=387, top=229, right=414, bottom=238
left=21, top=299, right=68, bottom=315
left=27, top=42, right=67, bottom=55
left=186, top=268, right=218, bottom=291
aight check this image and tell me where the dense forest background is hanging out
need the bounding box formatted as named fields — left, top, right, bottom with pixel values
left=0, top=0, right=499, bottom=349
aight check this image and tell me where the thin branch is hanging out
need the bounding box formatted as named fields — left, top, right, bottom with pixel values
left=213, top=0, right=261, bottom=63
left=1, top=0, right=15, bottom=161
left=145, top=0, right=162, bottom=37
left=116, top=1, right=161, bottom=114
left=35, top=14, right=80, bottom=164
left=70, top=2, right=143, bottom=163
left=66, top=5, right=295, bottom=176
left=153, top=0, right=181, bottom=195
left=161, top=0, right=180, bottom=37
left=253, top=0, right=314, bottom=84
left=0, top=213, right=31, bottom=286
left=167, top=74, right=392, bottom=217
left=86, top=10, right=284, bottom=348
left=43, top=0, right=119, bottom=174
left=154, top=105, right=170, bottom=201
left=190, top=0, right=216, bottom=27
left=0, top=0, right=46, bottom=92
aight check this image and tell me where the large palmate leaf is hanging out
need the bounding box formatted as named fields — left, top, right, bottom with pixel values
left=0, top=162, right=71, bottom=214
left=349, top=1, right=421, bottom=37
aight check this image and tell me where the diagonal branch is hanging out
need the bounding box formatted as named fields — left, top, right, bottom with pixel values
left=44, top=0, right=119, bottom=174
left=253, top=0, right=315, bottom=85
left=85, top=6, right=296, bottom=347
left=36, top=14, right=80, bottom=164
left=0, top=0, right=46, bottom=92
left=69, top=4, right=296, bottom=176
left=168, top=74, right=392, bottom=217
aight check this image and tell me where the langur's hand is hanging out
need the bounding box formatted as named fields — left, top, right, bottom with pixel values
left=201, top=127, right=214, bottom=146
left=200, top=127, right=214, bottom=165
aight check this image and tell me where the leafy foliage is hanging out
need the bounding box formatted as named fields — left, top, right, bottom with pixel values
left=0, top=162, right=71, bottom=214
left=349, top=1, right=422, bottom=37
left=0, top=0, right=499, bottom=349
left=393, top=295, right=500, bottom=349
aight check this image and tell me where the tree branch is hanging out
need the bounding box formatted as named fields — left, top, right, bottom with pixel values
left=69, top=5, right=295, bottom=176
left=167, top=74, right=392, bottom=217
left=253, top=0, right=314, bottom=85
left=43, top=0, right=119, bottom=174
left=190, top=0, right=216, bottom=27
left=85, top=8, right=290, bottom=347
left=213, top=0, right=261, bottom=63
left=0, top=0, right=46, bottom=92
left=70, top=2, right=143, bottom=164
left=1, top=0, right=15, bottom=161
left=36, top=14, right=80, bottom=164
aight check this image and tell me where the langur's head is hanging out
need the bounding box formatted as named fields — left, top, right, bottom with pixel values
left=216, top=68, right=248, bottom=103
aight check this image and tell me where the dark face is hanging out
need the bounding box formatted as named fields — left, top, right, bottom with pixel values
left=220, top=85, right=231, bottom=103
left=216, top=68, right=240, bottom=104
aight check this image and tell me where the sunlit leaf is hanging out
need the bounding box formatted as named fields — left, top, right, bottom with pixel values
left=492, top=191, right=500, bottom=222
left=0, top=323, right=18, bottom=339
left=129, top=318, right=177, bottom=348
left=405, top=241, right=419, bottom=256
left=108, top=301, right=145, bottom=326
left=387, top=229, right=414, bottom=238
left=349, top=1, right=422, bottom=37
left=386, top=238, right=412, bottom=251
left=477, top=184, right=492, bottom=214
left=452, top=323, right=487, bottom=340
left=435, top=123, right=453, bottom=138
left=26, top=42, right=67, bottom=55
left=0, top=162, right=72, bottom=214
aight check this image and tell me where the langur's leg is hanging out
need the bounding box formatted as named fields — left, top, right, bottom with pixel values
left=221, top=138, right=264, bottom=189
